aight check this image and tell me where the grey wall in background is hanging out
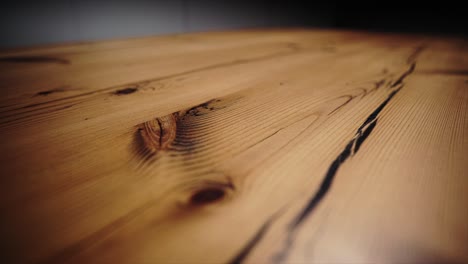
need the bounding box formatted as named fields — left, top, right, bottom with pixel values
left=1, top=1, right=465, bottom=48
left=0, top=0, right=335, bottom=48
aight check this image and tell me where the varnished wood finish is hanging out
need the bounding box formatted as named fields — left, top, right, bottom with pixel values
left=0, top=29, right=467, bottom=264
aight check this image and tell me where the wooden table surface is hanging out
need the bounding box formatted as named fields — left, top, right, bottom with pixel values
left=0, top=29, right=467, bottom=264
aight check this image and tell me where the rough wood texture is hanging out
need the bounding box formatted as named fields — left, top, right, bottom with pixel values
left=0, top=29, right=467, bottom=264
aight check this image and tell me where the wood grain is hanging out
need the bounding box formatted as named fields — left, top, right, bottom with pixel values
left=0, top=29, right=467, bottom=264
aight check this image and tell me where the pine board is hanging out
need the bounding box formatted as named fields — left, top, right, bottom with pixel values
left=0, top=29, right=467, bottom=264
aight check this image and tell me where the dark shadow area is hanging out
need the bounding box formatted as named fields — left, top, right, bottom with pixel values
left=333, top=1, right=468, bottom=37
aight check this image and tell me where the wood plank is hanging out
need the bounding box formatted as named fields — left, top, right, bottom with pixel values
left=0, top=29, right=466, bottom=264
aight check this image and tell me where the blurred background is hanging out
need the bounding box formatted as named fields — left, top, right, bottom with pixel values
left=1, top=0, right=466, bottom=48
